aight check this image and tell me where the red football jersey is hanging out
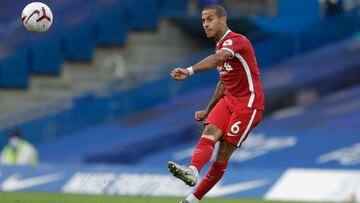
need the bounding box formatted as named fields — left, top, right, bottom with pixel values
left=215, top=30, right=264, bottom=110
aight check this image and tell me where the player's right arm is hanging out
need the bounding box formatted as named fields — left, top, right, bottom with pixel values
left=195, top=80, right=224, bottom=121
left=170, top=49, right=233, bottom=81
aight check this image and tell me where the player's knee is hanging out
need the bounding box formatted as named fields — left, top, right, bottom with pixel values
left=202, top=124, right=222, bottom=141
left=215, top=141, right=236, bottom=162
left=216, top=152, right=232, bottom=162
left=218, top=146, right=233, bottom=156
left=203, top=124, right=222, bottom=135
left=218, top=146, right=228, bottom=155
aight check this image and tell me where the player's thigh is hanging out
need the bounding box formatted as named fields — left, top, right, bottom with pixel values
left=214, top=140, right=237, bottom=163
left=202, top=124, right=223, bottom=142
left=223, top=108, right=263, bottom=147
left=203, top=98, right=231, bottom=141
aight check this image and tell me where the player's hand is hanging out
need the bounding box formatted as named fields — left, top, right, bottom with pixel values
left=170, top=68, right=190, bottom=81
left=195, top=110, right=209, bottom=121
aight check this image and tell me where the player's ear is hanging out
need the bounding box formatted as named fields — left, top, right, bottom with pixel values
left=220, top=16, right=227, bottom=25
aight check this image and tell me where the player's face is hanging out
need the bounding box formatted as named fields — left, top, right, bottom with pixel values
left=201, top=9, right=221, bottom=38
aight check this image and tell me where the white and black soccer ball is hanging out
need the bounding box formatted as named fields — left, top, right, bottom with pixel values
left=21, top=2, right=53, bottom=33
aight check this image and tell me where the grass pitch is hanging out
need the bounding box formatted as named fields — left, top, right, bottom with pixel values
left=0, top=192, right=318, bottom=203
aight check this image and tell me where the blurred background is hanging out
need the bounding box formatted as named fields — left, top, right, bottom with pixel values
left=0, top=0, right=360, bottom=202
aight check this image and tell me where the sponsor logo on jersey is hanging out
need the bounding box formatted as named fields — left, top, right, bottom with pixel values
left=227, top=133, right=237, bottom=137
left=217, top=62, right=233, bottom=76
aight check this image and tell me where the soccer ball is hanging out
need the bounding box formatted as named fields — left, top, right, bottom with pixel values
left=21, top=2, right=53, bottom=33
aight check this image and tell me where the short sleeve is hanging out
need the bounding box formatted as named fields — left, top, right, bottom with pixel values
left=220, top=37, right=242, bottom=57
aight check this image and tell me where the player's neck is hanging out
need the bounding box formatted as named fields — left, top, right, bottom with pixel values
left=215, top=27, right=230, bottom=42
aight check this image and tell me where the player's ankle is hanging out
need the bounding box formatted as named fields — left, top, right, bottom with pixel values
left=185, top=194, right=199, bottom=203
left=189, top=165, right=199, bottom=177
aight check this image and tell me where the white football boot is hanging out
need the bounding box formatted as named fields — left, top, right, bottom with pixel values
left=168, top=161, right=198, bottom=187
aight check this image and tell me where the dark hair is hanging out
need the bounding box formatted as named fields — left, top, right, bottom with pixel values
left=10, top=130, right=22, bottom=138
left=203, top=4, right=227, bottom=17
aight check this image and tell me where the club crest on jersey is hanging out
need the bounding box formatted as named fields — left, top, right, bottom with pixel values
left=223, top=39, right=233, bottom=46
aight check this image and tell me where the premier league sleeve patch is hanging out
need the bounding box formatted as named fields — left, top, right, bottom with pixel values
left=223, top=39, right=233, bottom=46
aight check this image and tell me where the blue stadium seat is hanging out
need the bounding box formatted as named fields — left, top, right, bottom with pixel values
left=128, top=0, right=159, bottom=30
left=160, top=0, right=188, bottom=17
left=31, top=36, right=63, bottom=75
left=95, top=2, right=128, bottom=46
left=63, top=21, right=95, bottom=60
left=0, top=48, right=30, bottom=88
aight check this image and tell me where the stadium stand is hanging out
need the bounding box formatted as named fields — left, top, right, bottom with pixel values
left=0, top=1, right=359, bottom=201
left=27, top=35, right=360, bottom=166
left=0, top=0, right=206, bottom=116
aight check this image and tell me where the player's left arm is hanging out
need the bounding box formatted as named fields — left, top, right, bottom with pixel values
left=170, top=49, right=233, bottom=81
left=194, top=80, right=225, bottom=121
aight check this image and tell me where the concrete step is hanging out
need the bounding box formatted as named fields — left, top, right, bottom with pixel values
left=0, top=19, right=205, bottom=116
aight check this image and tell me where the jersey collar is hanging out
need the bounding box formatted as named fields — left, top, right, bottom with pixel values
left=216, top=29, right=231, bottom=47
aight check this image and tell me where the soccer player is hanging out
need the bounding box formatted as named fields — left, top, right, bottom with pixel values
left=168, top=4, right=264, bottom=203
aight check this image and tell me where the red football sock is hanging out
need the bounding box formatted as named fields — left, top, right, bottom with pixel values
left=190, top=137, right=215, bottom=173
left=193, top=161, right=228, bottom=200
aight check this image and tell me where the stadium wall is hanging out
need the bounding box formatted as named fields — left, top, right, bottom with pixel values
left=0, top=2, right=359, bottom=147
left=0, top=164, right=359, bottom=201
left=0, top=19, right=359, bottom=148
left=0, top=0, right=358, bottom=87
